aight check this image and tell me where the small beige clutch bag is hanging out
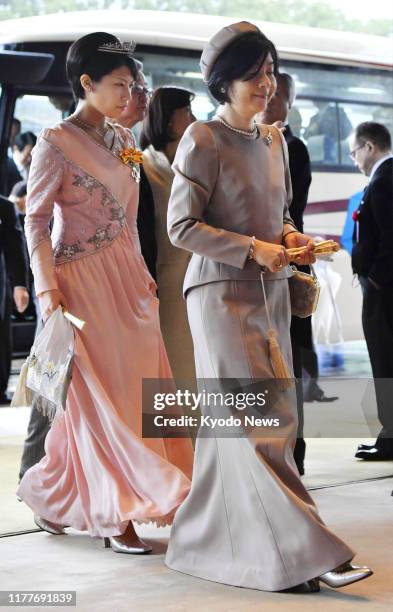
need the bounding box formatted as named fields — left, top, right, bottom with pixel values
left=288, top=265, right=320, bottom=318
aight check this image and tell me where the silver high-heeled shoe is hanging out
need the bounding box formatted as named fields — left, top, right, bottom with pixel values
left=103, top=536, right=152, bottom=554
left=34, top=515, right=66, bottom=535
left=319, top=562, right=373, bottom=588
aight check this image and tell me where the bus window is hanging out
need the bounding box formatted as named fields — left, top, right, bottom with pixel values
left=281, top=61, right=393, bottom=169
left=305, top=101, right=343, bottom=165
left=14, top=94, right=73, bottom=135
left=281, top=61, right=392, bottom=105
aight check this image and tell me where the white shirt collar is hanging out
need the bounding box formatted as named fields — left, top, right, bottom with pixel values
left=369, top=154, right=393, bottom=181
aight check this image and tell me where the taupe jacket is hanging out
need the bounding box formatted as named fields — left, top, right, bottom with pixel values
left=167, top=120, right=296, bottom=295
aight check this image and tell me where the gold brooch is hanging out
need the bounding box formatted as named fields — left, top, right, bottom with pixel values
left=118, top=147, right=143, bottom=182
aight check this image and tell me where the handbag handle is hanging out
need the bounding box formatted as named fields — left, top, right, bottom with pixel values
left=259, top=270, right=273, bottom=330
left=290, top=263, right=317, bottom=278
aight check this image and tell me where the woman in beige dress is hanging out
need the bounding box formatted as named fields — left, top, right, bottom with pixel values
left=165, top=22, right=372, bottom=592
left=140, top=87, right=197, bottom=384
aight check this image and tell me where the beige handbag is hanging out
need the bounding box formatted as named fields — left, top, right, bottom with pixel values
left=288, top=265, right=320, bottom=318
left=11, top=308, right=85, bottom=421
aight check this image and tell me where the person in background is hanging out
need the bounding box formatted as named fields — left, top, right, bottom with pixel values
left=261, top=74, right=338, bottom=408
left=9, top=180, right=39, bottom=320
left=0, top=193, right=29, bottom=404
left=116, top=64, right=157, bottom=278
left=341, top=191, right=363, bottom=255
left=4, top=131, right=37, bottom=196
left=8, top=181, right=35, bottom=309
left=117, top=62, right=150, bottom=129
left=139, top=87, right=197, bottom=384
left=12, top=132, right=37, bottom=181
left=261, top=71, right=312, bottom=475
left=8, top=181, right=49, bottom=480
left=350, top=121, right=393, bottom=461
left=8, top=180, right=27, bottom=219
left=10, top=118, right=21, bottom=150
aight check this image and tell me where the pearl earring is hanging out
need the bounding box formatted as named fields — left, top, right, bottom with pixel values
left=220, top=87, right=226, bottom=94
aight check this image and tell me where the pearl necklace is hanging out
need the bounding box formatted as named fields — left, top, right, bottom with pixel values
left=216, top=115, right=258, bottom=138
left=216, top=115, right=273, bottom=146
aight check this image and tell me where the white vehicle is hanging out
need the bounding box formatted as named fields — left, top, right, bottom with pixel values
left=1, top=10, right=392, bottom=341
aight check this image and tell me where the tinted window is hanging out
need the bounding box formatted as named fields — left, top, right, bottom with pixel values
left=281, top=61, right=393, bottom=169
left=14, top=94, right=73, bottom=135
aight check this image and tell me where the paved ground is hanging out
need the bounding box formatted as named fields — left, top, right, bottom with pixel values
left=1, top=345, right=392, bottom=611
left=1, top=477, right=392, bottom=612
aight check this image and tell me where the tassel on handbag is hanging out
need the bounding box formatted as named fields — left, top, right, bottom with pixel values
left=260, top=271, right=293, bottom=389
left=266, top=328, right=293, bottom=380
left=11, top=359, right=32, bottom=407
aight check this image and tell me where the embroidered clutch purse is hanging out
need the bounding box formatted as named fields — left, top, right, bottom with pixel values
left=288, top=265, right=320, bottom=318
left=12, top=307, right=75, bottom=421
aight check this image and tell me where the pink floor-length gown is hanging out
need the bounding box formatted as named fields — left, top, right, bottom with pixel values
left=17, top=121, right=193, bottom=537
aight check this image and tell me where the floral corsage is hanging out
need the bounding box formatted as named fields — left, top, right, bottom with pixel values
left=119, top=147, right=143, bottom=183
left=352, top=208, right=361, bottom=242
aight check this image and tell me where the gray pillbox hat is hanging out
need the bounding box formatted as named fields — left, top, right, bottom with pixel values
left=200, top=21, right=261, bottom=82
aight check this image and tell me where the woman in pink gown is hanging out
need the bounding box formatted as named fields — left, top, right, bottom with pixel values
left=17, top=32, right=193, bottom=552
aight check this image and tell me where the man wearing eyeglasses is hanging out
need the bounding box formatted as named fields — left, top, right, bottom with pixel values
left=116, top=63, right=156, bottom=280
left=350, top=121, right=393, bottom=461
left=118, top=62, right=152, bottom=128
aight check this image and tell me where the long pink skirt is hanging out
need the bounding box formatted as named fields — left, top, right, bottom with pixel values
left=17, top=227, right=193, bottom=537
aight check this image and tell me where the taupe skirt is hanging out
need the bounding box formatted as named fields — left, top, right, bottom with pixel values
left=165, top=279, right=353, bottom=591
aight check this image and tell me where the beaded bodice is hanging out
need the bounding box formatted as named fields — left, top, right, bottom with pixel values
left=25, top=122, right=140, bottom=266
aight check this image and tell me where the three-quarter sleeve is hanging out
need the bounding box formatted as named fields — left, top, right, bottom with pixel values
left=167, top=122, right=252, bottom=269
left=24, top=133, right=64, bottom=295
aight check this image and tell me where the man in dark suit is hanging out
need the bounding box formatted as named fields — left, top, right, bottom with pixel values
left=0, top=195, right=29, bottom=404
left=350, top=122, right=393, bottom=460
left=4, top=131, right=37, bottom=197
left=263, top=73, right=338, bottom=474
left=117, top=65, right=157, bottom=279
left=4, top=157, right=23, bottom=197
left=262, top=72, right=313, bottom=474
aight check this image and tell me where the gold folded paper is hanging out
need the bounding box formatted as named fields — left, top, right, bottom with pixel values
left=287, top=240, right=339, bottom=261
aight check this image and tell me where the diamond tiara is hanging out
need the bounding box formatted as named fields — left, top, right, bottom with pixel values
left=97, top=41, right=136, bottom=57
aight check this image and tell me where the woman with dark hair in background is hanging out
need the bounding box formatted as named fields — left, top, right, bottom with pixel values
left=140, top=87, right=196, bottom=384
left=165, top=22, right=372, bottom=592
left=17, top=31, right=192, bottom=553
